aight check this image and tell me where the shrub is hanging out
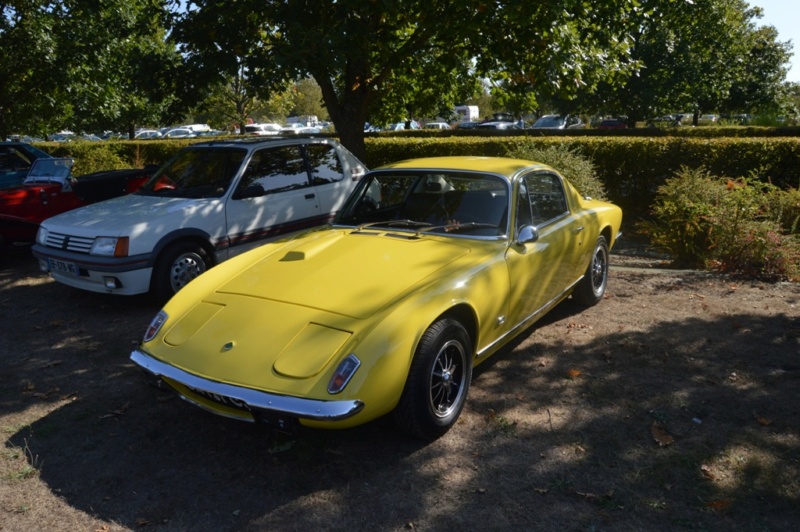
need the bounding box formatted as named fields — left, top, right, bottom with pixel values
left=505, top=141, right=608, bottom=201
left=644, top=167, right=800, bottom=281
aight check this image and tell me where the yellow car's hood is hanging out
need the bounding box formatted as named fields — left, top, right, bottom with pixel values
left=154, top=230, right=473, bottom=392
left=216, top=230, right=471, bottom=319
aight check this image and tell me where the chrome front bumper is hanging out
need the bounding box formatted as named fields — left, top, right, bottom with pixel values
left=130, top=349, right=365, bottom=424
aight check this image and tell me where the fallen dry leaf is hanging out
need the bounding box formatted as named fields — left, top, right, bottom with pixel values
left=700, top=464, right=716, bottom=480
left=651, top=422, right=674, bottom=446
left=567, top=368, right=582, bottom=379
left=754, top=412, right=773, bottom=426
left=706, top=499, right=731, bottom=511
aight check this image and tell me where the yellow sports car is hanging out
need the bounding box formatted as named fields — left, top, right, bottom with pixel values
left=131, top=156, right=622, bottom=439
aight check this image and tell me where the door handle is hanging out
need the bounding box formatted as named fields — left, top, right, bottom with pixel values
left=304, top=193, right=316, bottom=200
left=572, top=226, right=584, bottom=234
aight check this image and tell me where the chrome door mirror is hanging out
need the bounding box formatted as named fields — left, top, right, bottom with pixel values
left=515, top=224, right=539, bottom=245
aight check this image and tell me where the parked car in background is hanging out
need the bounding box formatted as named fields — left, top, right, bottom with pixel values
left=476, top=121, right=521, bottom=130
left=698, top=114, right=718, bottom=125
left=33, top=137, right=367, bottom=300
left=385, top=121, right=421, bottom=130
left=596, top=118, right=628, bottom=130
left=130, top=156, right=622, bottom=439
left=424, top=122, right=450, bottom=130
left=196, top=130, right=228, bottom=137
left=245, top=123, right=282, bottom=136
left=456, top=121, right=481, bottom=129
left=135, top=130, right=162, bottom=139
left=1, top=158, right=152, bottom=248
left=280, top=124, right=321, bottom=135
left=0, top=142, right=52, bottom=189
left=162, top=128, right=196, bottom=138
left=48, top=132, right=75, bottom=142
left=531, top=115, right=584, bottom=129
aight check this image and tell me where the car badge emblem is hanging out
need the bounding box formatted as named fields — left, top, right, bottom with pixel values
left=221, top=341, right=235, bottom=352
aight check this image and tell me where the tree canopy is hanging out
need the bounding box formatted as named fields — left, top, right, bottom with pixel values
left=174, top=0, right=641, bottom=158
left=1, top=0, right=795, bottom=149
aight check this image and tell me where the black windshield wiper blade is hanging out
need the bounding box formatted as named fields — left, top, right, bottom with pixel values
left=418, top=222, right=498, bottom=234
left=354, top=219, right=432, bottom=231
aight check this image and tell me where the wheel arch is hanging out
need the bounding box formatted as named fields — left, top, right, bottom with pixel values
left=150, top=229, right=218, bottom=269
left=601, top=225, right=613, bottom=247
left=438, top=303, right=479, bottom=357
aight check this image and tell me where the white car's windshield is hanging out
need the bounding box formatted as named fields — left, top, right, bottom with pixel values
left=337, top=171, right=510, bottom=237
left=137, top=147, right=247, bottom=198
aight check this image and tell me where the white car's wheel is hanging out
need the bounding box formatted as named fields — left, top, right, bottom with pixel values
left=152, top=242, right=209, bottom=302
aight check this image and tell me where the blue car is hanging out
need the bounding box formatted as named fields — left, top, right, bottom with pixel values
left=0, top=142, right=52, bottom=189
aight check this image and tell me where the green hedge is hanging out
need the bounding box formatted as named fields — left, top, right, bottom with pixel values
left=362, top=136, right=800, bottom=220
left=33, top=135, right=800, bottom=221
left=35, top=139, right=198, bottom=176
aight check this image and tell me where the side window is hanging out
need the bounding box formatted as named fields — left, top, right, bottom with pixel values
left=235, top=146, right=310, bottom=197
left=516, top=180, right=533, bottom=231
left=524, top=173, right=568, bottom=224
left=305, top=144, right=344, bottom=184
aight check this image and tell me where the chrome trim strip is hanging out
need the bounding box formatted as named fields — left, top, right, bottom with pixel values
left=476, top=279, right=581, bottom=358
left=130, top=349, right=365, bottom=421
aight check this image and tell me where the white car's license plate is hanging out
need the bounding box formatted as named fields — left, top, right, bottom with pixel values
left=48, top=258, right=78, bottom=275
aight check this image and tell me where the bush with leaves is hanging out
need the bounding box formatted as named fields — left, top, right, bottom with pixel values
left=506, top=142, right=608, bottom=201
left=644, top=167, right=800, bottom=281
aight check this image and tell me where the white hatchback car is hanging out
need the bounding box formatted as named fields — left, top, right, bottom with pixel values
left=33, top=137, right=367, bottom=300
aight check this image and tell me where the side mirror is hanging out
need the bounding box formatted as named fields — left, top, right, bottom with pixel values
left=233, top=183, right=265, bottom=199
left=515, top=224, right=539, bottom=245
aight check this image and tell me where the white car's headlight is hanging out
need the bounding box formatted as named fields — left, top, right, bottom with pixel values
left=35, top=227, right=48, bottom=245
left=90, top=236, right=129, bottom=257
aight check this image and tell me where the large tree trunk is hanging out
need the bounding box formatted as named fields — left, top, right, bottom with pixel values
left=314, top=68, right=371, bottom=163
left=334, top=114, right=368, bottom=163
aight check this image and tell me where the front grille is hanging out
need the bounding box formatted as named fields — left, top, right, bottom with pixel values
left=45, top=232, right=94, bottom=253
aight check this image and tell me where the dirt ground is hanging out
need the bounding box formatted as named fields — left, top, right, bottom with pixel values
left=1, top=243, right=798, bottom=531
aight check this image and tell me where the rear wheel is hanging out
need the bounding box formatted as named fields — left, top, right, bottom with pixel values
left=572, top=235, right=608, bottom=306
left=394, top=318, right=472, bottom=440
left=151, top=242, right=210, bottom=302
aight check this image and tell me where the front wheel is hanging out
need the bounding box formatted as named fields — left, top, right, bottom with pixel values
left=572, top=235, right=609, bottom=307
left=151, top=242, right=210, bottom=303
left=394, top=318, right=472, bottom=440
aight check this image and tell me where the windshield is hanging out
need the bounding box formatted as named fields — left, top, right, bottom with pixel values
left=336, top=170, right=510, bottom=237
left=26, top=158, right=73, bottom=181
left=137, top=147, right=246, bottom=198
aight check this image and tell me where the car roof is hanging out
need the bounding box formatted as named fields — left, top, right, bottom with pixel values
left=375, top=156, right=552, bottom=177
left=183, top=136, right=333, bottom=149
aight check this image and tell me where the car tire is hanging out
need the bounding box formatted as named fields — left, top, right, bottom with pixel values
left=572, top=235, right=608, bottom=307
left=151, top=242, right=210, bottom=302
left=394, top=318, right=472, bottom=440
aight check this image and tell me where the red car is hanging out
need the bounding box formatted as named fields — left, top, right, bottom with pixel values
left=0, top=158, right=153, bottom=248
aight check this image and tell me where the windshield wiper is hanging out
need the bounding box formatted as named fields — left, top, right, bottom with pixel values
left=354, top=219, right=432, bottom=231
left=418, top=222, right=498, bottom=234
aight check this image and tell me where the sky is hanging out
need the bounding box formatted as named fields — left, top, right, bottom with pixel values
left=753, top=0, right=800, bottom=82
